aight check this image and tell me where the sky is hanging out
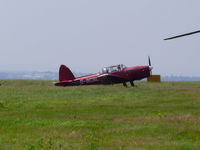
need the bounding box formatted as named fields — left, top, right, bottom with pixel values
left=0, top=0, right=200, bottom=76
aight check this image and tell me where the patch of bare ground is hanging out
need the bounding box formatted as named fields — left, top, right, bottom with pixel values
left=144, top=83, right=200, bottom=91
left=164, top=86, right=200, bottom=93
left=162, top=114, right=200, bottom=122
left=113, top=116, right=160, bottom=123
left=113, top=114, right=200, bottom=124
left=179, top=87, right=200, bottom=95
left=65, top=130, right=83, bottom=139
left=111, top=137, right=159, bottom=149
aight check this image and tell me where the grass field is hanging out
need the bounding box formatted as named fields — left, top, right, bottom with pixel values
left=0, top=80, right=200, bottom=150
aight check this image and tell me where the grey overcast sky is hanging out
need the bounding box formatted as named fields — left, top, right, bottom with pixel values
left=0, top=0, right=200, bottom=76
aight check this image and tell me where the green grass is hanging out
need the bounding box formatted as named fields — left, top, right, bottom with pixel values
left=0, top=80, right=200, bottom=150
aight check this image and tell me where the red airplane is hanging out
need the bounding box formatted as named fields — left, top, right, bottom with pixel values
left=54, top=57, right=153, bottom=87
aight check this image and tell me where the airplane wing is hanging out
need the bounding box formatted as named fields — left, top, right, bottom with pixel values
left=97, top=74, right=127, bottom=84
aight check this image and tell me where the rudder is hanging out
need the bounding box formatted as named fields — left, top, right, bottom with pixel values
left=59, top=65, right=75, bottom=81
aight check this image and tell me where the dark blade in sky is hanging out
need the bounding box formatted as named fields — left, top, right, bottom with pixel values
left=164, top=30, right=200, bottom=40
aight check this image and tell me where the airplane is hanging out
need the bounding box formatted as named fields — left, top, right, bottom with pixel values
left=54, top=57, right=153, bottom=87
left=164, top=30, right=200, bottom=40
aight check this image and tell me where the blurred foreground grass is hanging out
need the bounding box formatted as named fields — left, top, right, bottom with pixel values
left=0, top=80, right=200, bottom=150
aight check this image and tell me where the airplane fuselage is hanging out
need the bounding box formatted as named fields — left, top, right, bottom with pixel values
left=54, top=65, right=151, bottom=86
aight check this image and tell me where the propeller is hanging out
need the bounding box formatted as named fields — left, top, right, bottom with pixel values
left=148, top=56, right=151, bottom=66
left=164, top=30, right=200, bottom=40
left=148, top=56, right=153, bottom=75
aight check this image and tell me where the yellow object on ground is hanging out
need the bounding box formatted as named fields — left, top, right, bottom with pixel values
left=147, top=75, right=161, bottom=82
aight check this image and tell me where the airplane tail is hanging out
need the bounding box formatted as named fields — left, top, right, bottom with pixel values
left=59, top=65, right=75, bottom=81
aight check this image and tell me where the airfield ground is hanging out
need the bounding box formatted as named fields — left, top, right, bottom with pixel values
left=0, top=80, right=200, bottom=150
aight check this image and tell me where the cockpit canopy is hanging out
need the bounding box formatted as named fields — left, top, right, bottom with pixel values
left=102, top=64, right=126, bottom=73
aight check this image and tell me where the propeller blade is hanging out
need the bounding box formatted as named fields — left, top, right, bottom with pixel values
left=148, top=56, right=153, bottom=75
left=164, top=30, right=200, bottom=40
left=148, top=56, right=151, bottom=66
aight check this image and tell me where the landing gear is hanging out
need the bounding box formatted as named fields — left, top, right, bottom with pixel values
left=130, top=81, right=135, bottom=87
left=123, top=82, right=128, bottom=87
left=123, top=81, right=135, bottom=87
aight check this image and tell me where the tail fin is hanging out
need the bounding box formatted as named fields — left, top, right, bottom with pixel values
left=59, top=65, right=75, bottom=81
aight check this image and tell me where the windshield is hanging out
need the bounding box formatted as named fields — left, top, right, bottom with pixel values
left=102, top=64, right=126, bottom=73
